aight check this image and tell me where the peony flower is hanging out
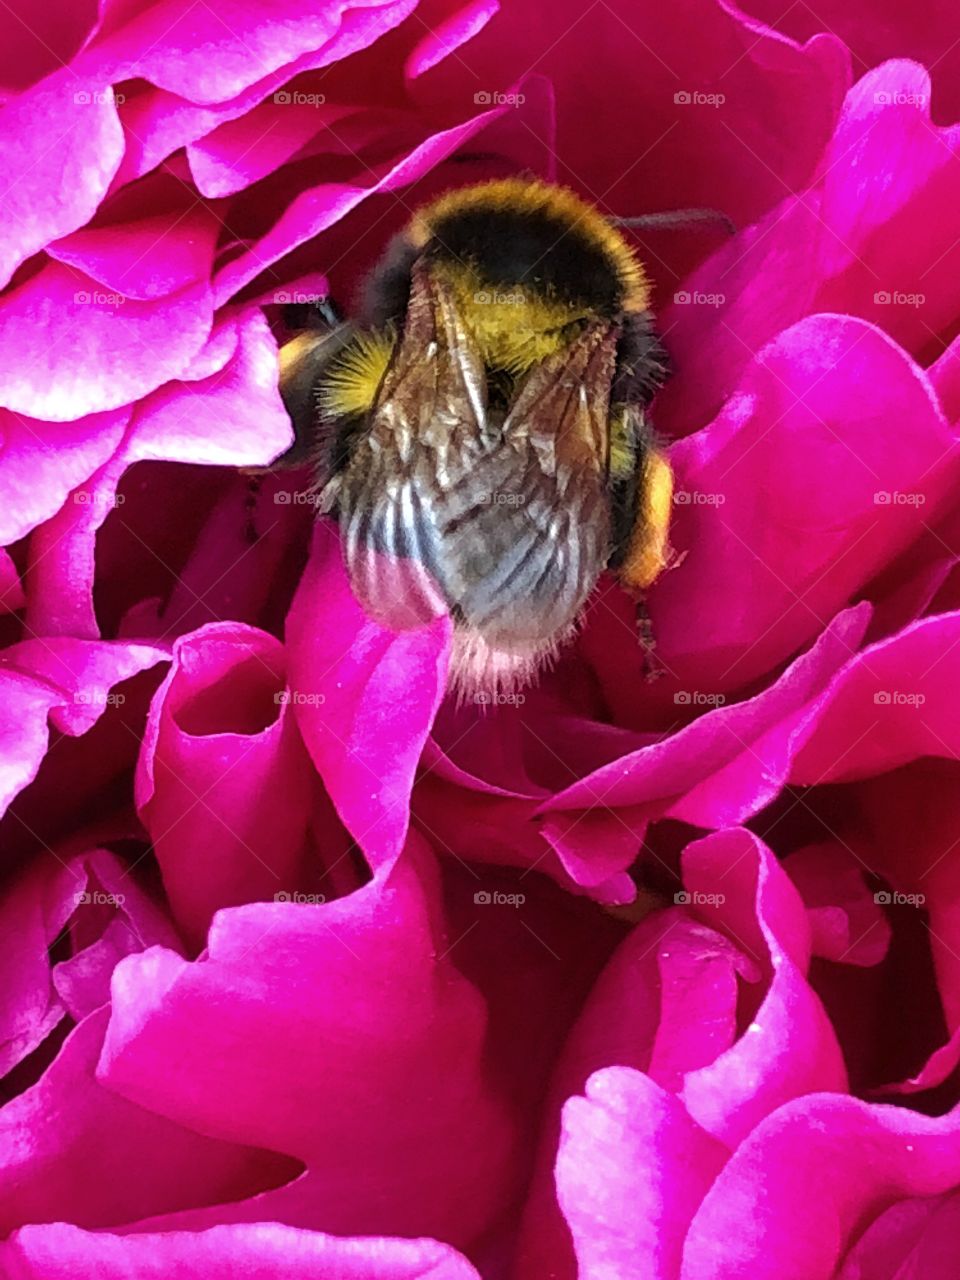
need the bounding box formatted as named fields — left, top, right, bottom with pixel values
left=2, top=1, right=960, bottom=1278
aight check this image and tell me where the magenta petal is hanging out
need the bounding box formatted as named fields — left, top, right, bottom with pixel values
left=4, top=637, right=168, bottom=736
left=111, top=0, right=417, bottom=187
left=48, top=197, right=220, bottom=300
left=679, top=830, right=846, bottom=1144
left=0, top=406, right=128, bottom=544
left=187, top=101, right=357, bottom=199
left=0, top=1009, right=292, bottom=1234
left=0, top=844, right=179, bottom=1073
left=0, top=861, right=74, bottom=1076
left=654, top=315, right=958, bottom=691
left=26, top=310, right=291, bottom=638
left=658, top=63, right=960, bottom=430
left=0, top=262, right=213, bottom=420
left=0, top=1, right=96, bottom=93
left=136, top=622, right=315, bottom=948
left=541, top=605, right=870, bottom=891
left=681, top=1096, right=960, bottom=1280
left=1, top=1221, right=481, bottom=1279
left=404, top=0, right=499, bottom=80
left=516, top=908, right=742, bottom=1279
left=557, top=1068, right=727, bottom=1280
left=0, top=551, right=23, bottom=613
left=836, top=1192, right=960, bottom=1280
left=213, top=101, right=519, bottom=303
left=792, top=612, right=960, bottom=783
left=285, top=524, right=451, bottom=873
left=52, top=849, right=182, bottom=1021
left=0, top=78, right=123, bottom=288
left=98, top=836, right=516, bottom=1245
left=0, top=672, right=70, bottom=817
left=784, top=842, right=891, bottom=967
left=78, top=0, right=384, bottom=104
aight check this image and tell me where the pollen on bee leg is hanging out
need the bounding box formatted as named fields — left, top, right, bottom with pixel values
left=620, top=449, right=675, bottom=591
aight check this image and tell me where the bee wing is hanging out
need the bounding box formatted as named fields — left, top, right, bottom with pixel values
left=336, top=260, right=618, bottom=645
left=445, top=320, right=618, bottom=645
left=336, top=260, right=490, bottom=627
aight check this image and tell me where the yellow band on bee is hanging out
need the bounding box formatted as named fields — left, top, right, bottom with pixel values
left=621, top=449, right=674, bottom=589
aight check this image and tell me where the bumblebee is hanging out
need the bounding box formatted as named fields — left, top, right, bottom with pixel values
left=279, top=178, right=676, bottom=696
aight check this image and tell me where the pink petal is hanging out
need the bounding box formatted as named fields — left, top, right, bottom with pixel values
left=0, top=407, right=128, bottom=544
left=3, top=637, right=168, bottom=736
left=0, top=262, right=213, bottom=421
left=0, top=78, right=123, bottom=288
left=653, top=316, right=958, bottom=693
left=0, top=1009, right=293, bottom=1234
left=421, top=0, right=848, bottom=230
left=659, top=63, right=960, bottom=430
left=792, top=612, right=960, bottom=784
left=212, top=99, right=524, bottom=304
left=98, top=835, right=518, bottom=1246
left=285, top=523, right=451, bottom=874
left=0, top=1, right=96, bottom=94
left=1, top=1221, right=481, bottom=1279
left=186, top=102, right=359, bottom=199
left=0, top=550, right=23, bottom=613
left=48, top=183, right=221, bottom=300
left=78, top=0, right=381, bottom=103
left=541, top=605, right=870, bottom=893
left=681, top=1095, right=960, bottom=1279
left=557, top=1068, right=727, bottom=1280
left=404, top=0, right=499, bottom=80
left=111, top=0, right=417, bottom=187
left=136, top=622, right=315, bottom=948
left=836, top=1192, right=960, bottom=1280
left=26, top=309, right=292, bottom=638
left=679, top=829, right=846, bottom=1145
left=784, top=842, right=891, bottom=967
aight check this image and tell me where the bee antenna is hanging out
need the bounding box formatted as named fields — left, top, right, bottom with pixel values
left=614, top=208, right=736, bottom=236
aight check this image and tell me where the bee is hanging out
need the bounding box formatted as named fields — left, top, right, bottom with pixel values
left=278, top=178, right=679, bottom=696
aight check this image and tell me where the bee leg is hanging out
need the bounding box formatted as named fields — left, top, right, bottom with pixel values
left=610, top=436, right=675, bottom=679
left=633, top=592, right=667, bottom=682
left=243, top=473, right=263, bottom=544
